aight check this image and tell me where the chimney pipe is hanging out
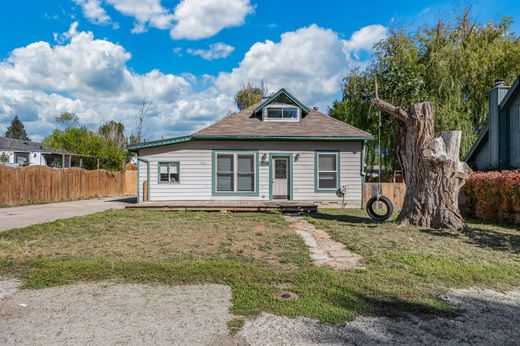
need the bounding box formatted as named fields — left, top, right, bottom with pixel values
left=313, top=106, right=319, bottom=111
left=495, top=79, right=505, bottom=87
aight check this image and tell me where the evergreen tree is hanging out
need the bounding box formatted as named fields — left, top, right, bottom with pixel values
left=5, top=115, right=30, bottom=141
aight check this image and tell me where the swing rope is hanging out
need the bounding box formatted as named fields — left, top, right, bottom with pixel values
left=374, top=78, right=382, bottom=201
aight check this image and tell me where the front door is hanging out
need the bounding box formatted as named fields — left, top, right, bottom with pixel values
left=272, top=157, right=289, bottom=200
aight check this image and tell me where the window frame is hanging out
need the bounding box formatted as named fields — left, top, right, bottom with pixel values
left=314, top=151, right=340, bottom=192
left=262, top=105, right=301, bottom=122
left=158, top=161, right=180, bottom=184
left=14, top=152, right=30, bottom=166
left=212, top=150, right=259, bottom=196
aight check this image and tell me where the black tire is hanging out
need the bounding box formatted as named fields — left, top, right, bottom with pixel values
left=366, top=195, right=393, bottom=221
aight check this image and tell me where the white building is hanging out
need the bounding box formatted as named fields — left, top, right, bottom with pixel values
left=129, top=89, right=373, bottom=207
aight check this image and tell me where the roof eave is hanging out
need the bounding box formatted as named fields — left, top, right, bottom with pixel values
left=192, top=134, right=374, bottom=141
left=464, top=126, right=489, bottom=162
left=127, top=135, right=193, bottom=152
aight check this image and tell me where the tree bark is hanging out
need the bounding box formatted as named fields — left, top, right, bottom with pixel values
left=372, top=98, right=472, bottom=230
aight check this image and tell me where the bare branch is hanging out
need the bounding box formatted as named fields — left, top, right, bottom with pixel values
left=371, top=97, right=409, bottom=122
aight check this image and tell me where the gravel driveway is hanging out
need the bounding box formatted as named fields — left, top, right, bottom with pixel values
left=1, top=279, right=519, bottom=345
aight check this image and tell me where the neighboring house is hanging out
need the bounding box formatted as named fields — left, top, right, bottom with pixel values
left=465, top=78, right=520, bottom=170
left=0, top=136, right=83, bottom=168
left=129, top=89, right=373, bottom=206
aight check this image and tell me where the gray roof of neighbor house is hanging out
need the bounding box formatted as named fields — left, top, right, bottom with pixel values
left=0, top=136, right=80, bottom=156
left=0, top=137, right=48, bottom=152
left=128, top=88, right=373, bottom=151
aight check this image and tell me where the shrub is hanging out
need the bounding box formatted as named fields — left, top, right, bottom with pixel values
left=462, top=170, right=520, bottom=224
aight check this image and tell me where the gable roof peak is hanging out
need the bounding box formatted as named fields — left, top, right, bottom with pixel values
left=254, top=88, right=310, bottom=114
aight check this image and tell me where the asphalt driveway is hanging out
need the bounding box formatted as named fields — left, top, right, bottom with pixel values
left=0, top=197, right=136, bottom=232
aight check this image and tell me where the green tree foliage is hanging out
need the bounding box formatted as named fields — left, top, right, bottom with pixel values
left=330, top=10, right=520, bottom=177
left=43, top=113, right=126, bottom=170
left=234, top=82, right=268, bottom=110
left=98, top=121, right=126, bottom=149
left=5, top=115, right=30, bottom=141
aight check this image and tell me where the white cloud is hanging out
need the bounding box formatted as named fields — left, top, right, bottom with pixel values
left=215, top=25, right=348, bottom=107
left=0, top=22, right=386, bottom=141
left=342, top=24, right=387, bottom=60
left=106, top=0, right=174, bottom=33
left=73, top=0, right=111, bottom=25
left=171, top=0, right=254, bottom=40
left=72, top=0, right=254, bottom=40
left=187, top=42, right=235, bottom=60
left=0, top=23, right=232, bottom=141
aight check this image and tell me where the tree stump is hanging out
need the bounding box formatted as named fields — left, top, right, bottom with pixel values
left=372, top=98, right=472, bottom=230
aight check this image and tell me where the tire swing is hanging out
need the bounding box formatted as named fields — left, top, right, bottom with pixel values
left=365, top=91, right=394, bottom=222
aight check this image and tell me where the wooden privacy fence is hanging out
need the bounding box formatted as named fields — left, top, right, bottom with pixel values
left=363, top=183, right=406, bottom=209
left=0, top=165, right=137, bottom=206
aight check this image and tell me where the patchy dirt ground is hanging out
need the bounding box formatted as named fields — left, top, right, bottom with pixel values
left=1, top=279, right=519, bottom=346
left=239, top=288, right=520, bottom=345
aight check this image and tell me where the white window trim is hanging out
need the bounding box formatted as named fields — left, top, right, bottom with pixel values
left=262, top=105, right=301, bottom=122
left=215, top=152, right=257, bottom=193
left=158, top=161, right=180, bottom=184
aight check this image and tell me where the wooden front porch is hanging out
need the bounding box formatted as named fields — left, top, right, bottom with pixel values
left=126, top=200, right=317, bottom=212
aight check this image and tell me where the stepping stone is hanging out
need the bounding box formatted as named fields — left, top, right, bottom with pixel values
left=285, top=215, right=365, bottom=270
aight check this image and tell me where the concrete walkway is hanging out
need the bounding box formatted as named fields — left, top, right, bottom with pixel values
left=0, top=197, right=136, bottom=232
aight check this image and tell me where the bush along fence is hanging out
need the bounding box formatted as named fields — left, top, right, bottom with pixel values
left=0, top=165, right=137, bottom=207
left=461, top=170, right=520, bottom=224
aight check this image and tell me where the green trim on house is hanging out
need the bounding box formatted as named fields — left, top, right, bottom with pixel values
left=193, top=134, right=373, bottom=141
left=127, top=134, right=373, bottom=152
left=211, top=149, right=260, bottom=196
left=136, top=157, right=150, bottom=202
left=314, top=150, right=341, bottom=193
left=254, top=88, right=310, bottom=114
left=157, top=161, right=180, bottom=184
left=268, top=153, right=294, bottom=201
left=128, top=135, right=192, bottom=151
left=360, top=141, right=367, bottom=183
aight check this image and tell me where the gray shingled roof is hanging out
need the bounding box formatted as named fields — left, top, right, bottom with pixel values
left=0, top=137, right=46, bottom=151
left=194, top=102, right=373, bottom=139
left=0, top=137, right=73, bottom=154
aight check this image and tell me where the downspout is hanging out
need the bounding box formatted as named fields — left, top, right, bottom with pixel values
left=136, top=156, right=150, bottom=202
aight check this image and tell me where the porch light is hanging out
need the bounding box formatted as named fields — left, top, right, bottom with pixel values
left=295, top=153, right=300, bottom=161
left=261, top=153, right=267, bottom=162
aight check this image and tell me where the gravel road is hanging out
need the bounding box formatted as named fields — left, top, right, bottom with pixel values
left=1, top=279, right=519, bottom=345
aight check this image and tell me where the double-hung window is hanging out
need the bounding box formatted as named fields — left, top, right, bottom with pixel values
left=159, top=162, right=180, bottom=183
left=215, top=152, right=257, bottom=194
left=316, top=152, right=339, bottom=191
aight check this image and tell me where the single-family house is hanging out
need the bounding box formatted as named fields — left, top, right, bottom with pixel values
left=128, top=89, right=373, bottom=207
left=465, top=78, right=520, bottom=170
left=0, top=136, right=93, bottom=168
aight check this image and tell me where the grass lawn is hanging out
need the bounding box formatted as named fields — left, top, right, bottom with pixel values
left=0, top=208, right=519, bottom=323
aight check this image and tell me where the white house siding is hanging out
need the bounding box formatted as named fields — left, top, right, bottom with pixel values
left=137, top=140, right=364, bottom=207
left=1, top=151, right=46, bottom=166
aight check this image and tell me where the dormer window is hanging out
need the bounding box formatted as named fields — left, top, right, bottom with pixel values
left=263, top=106, right=300, bottom=122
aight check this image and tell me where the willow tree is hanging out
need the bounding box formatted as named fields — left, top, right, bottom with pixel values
left=330, top=9, right=520, bottom=177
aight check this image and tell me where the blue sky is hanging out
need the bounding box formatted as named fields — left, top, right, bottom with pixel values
left=1, top=0, right=519, bottom=141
